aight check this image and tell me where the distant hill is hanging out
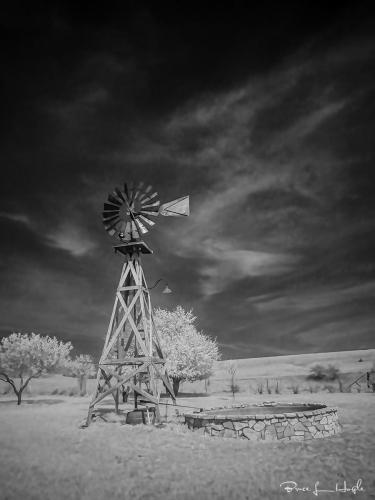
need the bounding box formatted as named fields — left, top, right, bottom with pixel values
left=181, top=348, right=375, bottom=394
left=214, top=349, right=375, bottom=378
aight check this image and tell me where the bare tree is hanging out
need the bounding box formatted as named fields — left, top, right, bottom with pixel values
left=227, top=361, right=239, bottom=398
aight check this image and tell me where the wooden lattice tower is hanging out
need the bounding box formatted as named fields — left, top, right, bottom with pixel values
left=86, top=182, right=189, bottom=425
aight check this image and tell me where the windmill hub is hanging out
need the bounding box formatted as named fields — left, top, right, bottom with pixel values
left=86, top=181, right=190, bottom=426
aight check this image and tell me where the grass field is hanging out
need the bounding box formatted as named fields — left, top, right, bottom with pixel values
left=0, top=393, right=374, bottom=500
left=0, top=349, right=374, bottom=499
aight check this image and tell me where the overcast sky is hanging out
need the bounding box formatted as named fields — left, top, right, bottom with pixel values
left=1, top=3, right=374, bottom=358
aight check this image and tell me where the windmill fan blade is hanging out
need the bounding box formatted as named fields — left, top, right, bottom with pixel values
left=142, top=200, right=160, bottom=209
left=102, top=210, right=119, bottom=219
left=123, top=183, right=129, bottom=202
left=140, top=209, right=159, bottom=217
left=104, top=202, right=120, bottom=212
left=139, top=215, right=155, bottom=226
left=133, top=189, right=140, bottom=201
left=108, top=194, right=122, bottom=207
left=103, top=217, right=120, bottom=232
left=135, top=219, right=148, bottom=234
left=141, top=191, right=158, bottom=204
left=131, top=221, right=139, bottom=239
left=115, top=187, right=125, bottom=202
left=159, top=196, right=189, bottom=217
left=145, top=184, right=152, bottom=193
left=128, top=182, right=135, bottom=203
left=102, top=214, right=120, bottom=225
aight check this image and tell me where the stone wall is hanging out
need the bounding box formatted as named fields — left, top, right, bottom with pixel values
left=184, top=403, right=341, bottom=441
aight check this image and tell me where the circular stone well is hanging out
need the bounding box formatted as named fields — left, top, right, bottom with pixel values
left=183, top=402, right=341, bottom=441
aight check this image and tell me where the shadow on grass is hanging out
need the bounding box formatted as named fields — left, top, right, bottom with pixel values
left=177, top=392, right=210, bottom=398
left=0, top=399, right=64, bottom=405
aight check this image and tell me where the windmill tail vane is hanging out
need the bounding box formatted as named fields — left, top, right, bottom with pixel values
left=86, top=181, right=189, bottom=426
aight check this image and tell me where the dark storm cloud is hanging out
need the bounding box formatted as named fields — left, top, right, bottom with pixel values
left=1, top=3, right=374, bottom=357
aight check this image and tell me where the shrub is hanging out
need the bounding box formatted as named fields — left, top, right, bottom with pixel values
left=227, top=362, right=239, bottom=398
left=307, top=364, right=341, bottom=381
left=323, top=384, right=336, bottom=393
left=291, top=384, right=299, bottom=394
left=266, top=379, right=272, bottom=394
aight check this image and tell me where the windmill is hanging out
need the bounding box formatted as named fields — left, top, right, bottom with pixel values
left=86, top=181, right=189, bottom=425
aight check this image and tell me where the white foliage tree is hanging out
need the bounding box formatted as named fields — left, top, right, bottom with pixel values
left=64, top=354, right=96, bottom=396
left=0, top=333, right=72, bottom=404
left=154, top=306, right=220, bottom=396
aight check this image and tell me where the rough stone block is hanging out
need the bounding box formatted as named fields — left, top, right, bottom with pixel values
left=253, top=421, right=266, bottom=432
left=266, top=424, right=277, bottom=434
left=284, top=425, right=294, bottom=437
left=233, top=422, right=248, bottom=431
left=210, top=424, right=224, bottom=431
left=223, top=421, right=235, bottom=430
left=264, top=430, right=277, bottom=441
left=294, top=422, right=306, bottom=431
left=211, top=428, right=225, bottom=437
left=255, top=415, right=266, bottom=420
left=223, top=428, right=237, bottom=438
left=194, top=427, right=205, bottom=435
left=193, top=419, right=203, bottom=429
left=290, top=435, right=305, bottom=441
left=295, top=430, right=305, bottom=436
left=242, top=428, right=260, bottom=441
left=288, top=418, right=298, bottom=425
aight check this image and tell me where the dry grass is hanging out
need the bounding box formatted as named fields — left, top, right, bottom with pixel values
left=181, top=349, right=375, bottom=394
left=0, top=392, right=374, bottom=500
left=0, top=350, right=374, bottom=499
